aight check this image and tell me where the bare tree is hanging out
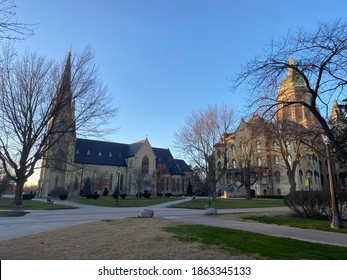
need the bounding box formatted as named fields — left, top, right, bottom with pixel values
left=174, top=103, right=236, bottom=202
left=0, top=0, right=34, bottom=41
left=0, top=46, right=118, bottom=206
left=267, top=118, right=322, bottom=193
left=152, top=163, right=169, bottom=196
left=229, top=116, right=270, bottom=199
left=93, top=171, right=109, bottom=193
left=232, top=19, right=347, bottom=162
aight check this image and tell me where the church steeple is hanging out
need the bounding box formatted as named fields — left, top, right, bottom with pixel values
left=39, top=51, right=76, bottom=196
left=56, top=51, right=72, bottom=106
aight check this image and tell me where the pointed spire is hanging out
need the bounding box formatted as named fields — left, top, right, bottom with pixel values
left=57, top=51, right=72, bottom=104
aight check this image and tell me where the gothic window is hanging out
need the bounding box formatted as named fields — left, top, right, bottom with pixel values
left=274, top=171, right=280, bottom=183
left=285, top=139, right=290, bottom=150
left=287, top=154, right=292, bottom=167
left=256, top=141, right=261, bottom=153
left=274, top=141, right=278, bottom=151
left=217, top=149, right=221, bottom=159
left=232, top=159, right=237, bottom=168
left=109, top=173, right=113, bottom=190
left=299, top=170, right=303, bottom=184
left=231, top=145, right=236, bottom=157
left=142, top=155, right=149, bottom=174
left=274, top=156, right=279, bottom=165
left=257, top=157, right=262, bottom=167
left=314, top=171, right=319, bottom=184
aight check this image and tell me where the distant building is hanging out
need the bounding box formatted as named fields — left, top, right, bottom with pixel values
left=38, top=54, right=192, bottom=197
left=216, top=58, right=346, bottom=197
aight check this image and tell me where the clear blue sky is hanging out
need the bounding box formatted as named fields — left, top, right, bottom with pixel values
left=14, top=0, right=347, bottom=153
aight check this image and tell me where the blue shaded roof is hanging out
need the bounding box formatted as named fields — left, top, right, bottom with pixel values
left=74, top=139, right=192, bottom=176
left=175, top=159, right=193, bottom=174
left=75, top=138, right=129, bottom=166
left=153, top=148, right=183, bottom=176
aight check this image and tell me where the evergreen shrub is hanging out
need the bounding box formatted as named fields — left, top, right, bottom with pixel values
left=59, top=193, right=68, bottom=200
left=92, top=192, right=100, bottom=200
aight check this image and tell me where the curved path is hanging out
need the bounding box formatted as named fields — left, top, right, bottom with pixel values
left=0, top=198, right=347, bottom=247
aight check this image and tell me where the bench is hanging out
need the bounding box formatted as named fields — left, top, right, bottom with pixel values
left=46, top=198, right=54, bottom=204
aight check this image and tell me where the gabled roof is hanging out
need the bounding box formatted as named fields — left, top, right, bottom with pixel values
left=175, top=159, right=193, bottom=174
left=74, top=138, right=192, bottom=177
left=153, top=148, right=184, bottom=176
left=75, top=138, right=129, bottom=166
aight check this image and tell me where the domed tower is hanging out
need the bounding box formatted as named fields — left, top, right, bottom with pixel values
left=275, top=57, right=316, bottom=127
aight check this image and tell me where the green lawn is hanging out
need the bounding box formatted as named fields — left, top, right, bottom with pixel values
left=68, top=195, right=183, bottom=207
left=173, top=198, right=285, bottom=209
left=0, top=198, right=75, bottom=211
left=164, top=224, right=347, bottom=259
left=242, top=214, right=347, bottom=234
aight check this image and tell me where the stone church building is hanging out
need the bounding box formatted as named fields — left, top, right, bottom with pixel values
left=38, top=53, right=192, bottom=197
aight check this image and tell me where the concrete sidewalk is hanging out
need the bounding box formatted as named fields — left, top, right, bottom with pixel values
left=0, top=198, right=347, bottom=248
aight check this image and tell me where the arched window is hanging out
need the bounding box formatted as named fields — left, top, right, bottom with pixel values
left=287, top=154, right=292, bottom=167
left=274, top=156, right=279, bottom=165
left=109, top=173, right=113, bottom=190
left=232, top=159, right=237, bottom=168
left=256, top=141, right=261, bottom=153
left=142, top=155, right=149, bottom=174
left=231, top=145, right=236, bottom=157
left=274, top=141, right=278, bottom=151
left=299, top=170, right=303, bottom=183
left=274, top=171, right=280, bottom=183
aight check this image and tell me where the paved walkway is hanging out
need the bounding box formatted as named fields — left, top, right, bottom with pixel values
left=0, top=198, right=347, bottom=248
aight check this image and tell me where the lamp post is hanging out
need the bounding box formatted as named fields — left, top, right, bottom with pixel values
left=321, top=134, right=344, bottom=229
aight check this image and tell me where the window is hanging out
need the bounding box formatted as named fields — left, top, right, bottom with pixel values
left=274, top=156, right=279, bottom=165
left=231, top=145, right=236, bottom=157
left=256, top=141, right=261, bottom=153
left=287, top=154, right=292, bottom=167
left=109, top=173, right=113, bottom=190
left=142, top=155, right=149, bottom=174
left=299, top=170, right=303, bottom=184
left=274, top=142, right=278, bottom=151
left=232, top=159, right=237, bottom=168
left=274, top=171, right=280, bottom=183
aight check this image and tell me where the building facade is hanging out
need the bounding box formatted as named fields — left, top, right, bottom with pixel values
left=38, top=55, right=192, bottom=197
left=216, top=58, right=346, bottom=197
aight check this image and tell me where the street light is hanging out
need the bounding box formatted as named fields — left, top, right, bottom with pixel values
left=321, top=134, right=344, bottom=229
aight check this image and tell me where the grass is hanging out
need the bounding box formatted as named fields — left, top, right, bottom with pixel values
left=242, top=214, right=347, bottom=234
left=68, top=195, right=183, bottom=207
left=173, top=198, right=285, bottom=209
left=164, top=224, right=347, bottom=259
left=0, top=198, right=76, bottom=211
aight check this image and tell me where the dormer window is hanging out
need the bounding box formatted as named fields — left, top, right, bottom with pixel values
left=87, top=150, right=91, bottom=156
left=119, top=153, right=122, bottom=158
left=98, top=151, right=102, bottom=156
left=108, top=152, right=112, bottom=157
left=75, top=149, right=80, bottom=154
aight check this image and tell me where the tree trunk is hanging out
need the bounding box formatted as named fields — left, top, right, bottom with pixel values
left=12, top=180, right=25, bottom=206
left=245, top=185, right=252, bottom=199
left=287, top=170, right=297, bottom=193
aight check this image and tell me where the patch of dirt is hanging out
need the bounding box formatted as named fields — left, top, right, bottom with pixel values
left=0, top=218, right=262, bottom=260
